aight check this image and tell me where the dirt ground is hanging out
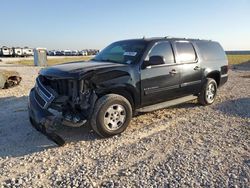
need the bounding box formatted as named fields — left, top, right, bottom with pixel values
left=0, top=61, right=249, bottom=187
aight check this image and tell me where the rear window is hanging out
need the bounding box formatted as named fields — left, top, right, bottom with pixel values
left=175, top=42, right=196, bottom=63
left=196, top=41, right=226, bottom=60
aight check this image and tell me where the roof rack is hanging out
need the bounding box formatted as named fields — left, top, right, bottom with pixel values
left=140, top=36, right=211, bottom=42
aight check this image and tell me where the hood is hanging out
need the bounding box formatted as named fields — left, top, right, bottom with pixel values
left=39, top=61, right=127, bottom=79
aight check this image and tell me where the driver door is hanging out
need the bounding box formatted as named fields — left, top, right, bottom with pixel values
left=141, top=41, right=182, bottom=106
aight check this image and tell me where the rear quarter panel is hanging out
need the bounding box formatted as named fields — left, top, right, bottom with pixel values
left=193, top=41, right=228, bottom=84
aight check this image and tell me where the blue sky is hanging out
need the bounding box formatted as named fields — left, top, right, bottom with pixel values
left=0, top=0, right=249, bottom=50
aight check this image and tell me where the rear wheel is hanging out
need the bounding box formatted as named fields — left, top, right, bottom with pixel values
left=198, top=78, right=217, bottom=105
left=91, top=94, right=132, bottom=137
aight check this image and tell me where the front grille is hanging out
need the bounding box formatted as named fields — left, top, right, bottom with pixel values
left=39, top=75, right=71, bottom=96
left=34, top=89, right=46, bottom=108
left=37, top=75, right=79, bottom=105
left=34, top=76, right=55, bottom=109
left=49, top=79, right=69, bottom=95
left=36, top=76, right=53, bottom=99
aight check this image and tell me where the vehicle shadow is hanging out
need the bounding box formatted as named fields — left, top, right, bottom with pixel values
left=231, top=60, right=250, bottom=71
left=134, top=100, right=199, bottom=117
left=213, top=97, right=250, bottom=119
left=169, top=100, right=199, bottom=109
left=0, top=96, right=99, bottom=158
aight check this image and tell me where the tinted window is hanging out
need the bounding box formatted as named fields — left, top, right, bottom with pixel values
left=176, top=42, right=196, bottom=62
left=147, top=42, right=174, bottom=64
left=110, top=46, right=124, bottom=53
left=93, top=40, right=147, bottom=64
left=196, top=41, right=226, bottom=60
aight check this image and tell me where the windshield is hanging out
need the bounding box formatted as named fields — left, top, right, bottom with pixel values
left=92, top=40, right=147, bottom=64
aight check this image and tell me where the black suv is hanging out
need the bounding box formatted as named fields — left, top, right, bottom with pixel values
left=28, top=37, right=228, bottom=145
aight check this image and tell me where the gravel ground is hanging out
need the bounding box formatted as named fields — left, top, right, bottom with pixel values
left=0, top=62, right=249, bottom=187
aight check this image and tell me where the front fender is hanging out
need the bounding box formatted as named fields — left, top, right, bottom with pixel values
left=89, top=70, right=140, bottom=107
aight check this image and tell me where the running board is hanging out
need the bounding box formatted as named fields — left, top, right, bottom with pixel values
left=136, top=95, right=197, bottom=113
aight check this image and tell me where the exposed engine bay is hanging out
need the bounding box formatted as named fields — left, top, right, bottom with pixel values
left=37, top=74, right=98, bottom=126
left=29, top=74, right=98, bottom=146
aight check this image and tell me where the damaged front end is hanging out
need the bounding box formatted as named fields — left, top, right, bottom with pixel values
left=28, top=74, right=97, bottom=146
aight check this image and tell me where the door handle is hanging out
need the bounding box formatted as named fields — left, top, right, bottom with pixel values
left=169, top=69, right=177, bottom=75
left=194, top=66, right=200, bottom=70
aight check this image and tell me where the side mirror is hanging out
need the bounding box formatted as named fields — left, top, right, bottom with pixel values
left=148, top=56, right=165, bottom=66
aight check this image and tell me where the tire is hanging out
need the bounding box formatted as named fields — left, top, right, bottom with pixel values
left=198, top=78, right=217, bottom=106
left=91, top=94, right=132, bottom=137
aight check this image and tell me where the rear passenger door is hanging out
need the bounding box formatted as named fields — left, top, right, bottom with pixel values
left=174, top=41, right=202, bottom=95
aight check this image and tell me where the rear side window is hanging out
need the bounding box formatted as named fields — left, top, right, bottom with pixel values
left=175, top=42, right=196, bottom=63
left=196, top=41, right=226, bottom=60
left=147, top=41, right=175, bottom=64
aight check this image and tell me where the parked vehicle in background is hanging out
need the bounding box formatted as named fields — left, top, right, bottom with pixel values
left=48, top=50, right=56, bottom=56
left=12, top=47, right=23, bottom=57
left=86, top=49, right=99, bottom=55
left=79, top=50, right=88, bottom=56
left=28, top=37, right=228, bottom=145
left=1, top=46, right=13, bottom=57
left=23, top=47, right=33, bottom=56
left=0, top=46, right=34, bottom=57
left=63, top=49, right=72, bottom=56
left=71, top=50, right=79, bottom=56
left=55, top=50, right=63, bottom=56
left=46, top=49, right=99, bottom=56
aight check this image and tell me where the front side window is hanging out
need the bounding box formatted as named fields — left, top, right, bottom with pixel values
left=93, top=40, right=147, bottom=64
left=175, top=42, right=196, bottom=63
left=146, top=41, right=175, bottom=64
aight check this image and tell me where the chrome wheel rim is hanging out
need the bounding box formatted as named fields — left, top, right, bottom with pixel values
left=206, top=83, right=216, bottom=103
left=103, top=104, right=126, bottom=131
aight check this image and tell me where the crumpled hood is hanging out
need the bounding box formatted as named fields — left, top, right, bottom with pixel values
left=39, top=61, right=127, bottom=79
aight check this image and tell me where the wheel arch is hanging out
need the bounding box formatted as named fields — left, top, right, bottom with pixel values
left=96, top=85, right=138, bottom=111
left=205, top=71, right=221, bottom=87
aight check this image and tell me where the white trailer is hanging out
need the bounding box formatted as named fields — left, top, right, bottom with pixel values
left=23, top=47, right=33, bottom=56
left=13, top=47, right=23, bottom=57
left=1, top=46, right=13, bottom=56
left=63, top=49, right=72, bottom=56
left=71, top=50, right=79, bottom=56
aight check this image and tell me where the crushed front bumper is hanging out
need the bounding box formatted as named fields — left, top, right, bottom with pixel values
left=28, top=88, right=66, bottom=146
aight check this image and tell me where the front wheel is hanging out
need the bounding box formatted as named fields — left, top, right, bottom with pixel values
left=198, top=78, right=217, bottom=105
left=91, top=94, right=132, bottom=137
